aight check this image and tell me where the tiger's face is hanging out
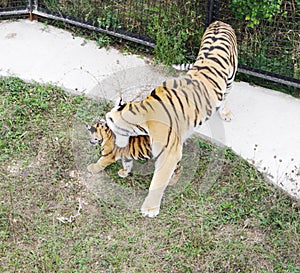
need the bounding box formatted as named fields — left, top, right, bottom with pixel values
left=86, top=120, right=107, bottom=145
left=106, top=99, right=148, bottom=148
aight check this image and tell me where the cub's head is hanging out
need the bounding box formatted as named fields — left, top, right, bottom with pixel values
left=106, top=98, right=148, bottom=148
left=86, top=119, right=110, bottom=145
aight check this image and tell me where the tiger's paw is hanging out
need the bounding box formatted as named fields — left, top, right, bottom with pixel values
left=219, top=107, right=233, bottom=122
left=141, top=205, right=160, bottom=218
left=118, top=169, right=129, bottom=178
left=141, top=190, right=163, bottom=217
left=87, top=163, right=102, bottom=174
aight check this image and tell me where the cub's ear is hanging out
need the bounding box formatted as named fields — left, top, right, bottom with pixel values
left=86, top=124, right=96, bottom=134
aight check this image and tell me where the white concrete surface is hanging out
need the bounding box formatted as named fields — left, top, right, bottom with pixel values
left=1, top=19, right=299, bottom=198
left=198, top=82, right=300, bottom=197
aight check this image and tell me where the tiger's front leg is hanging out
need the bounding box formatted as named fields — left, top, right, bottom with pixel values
left=87, top=155, right=115, bottom=174
left=141, top=144, right=182, bottom=217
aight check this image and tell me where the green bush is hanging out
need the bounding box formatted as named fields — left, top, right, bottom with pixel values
left=229, top=0, right=285, bottom=28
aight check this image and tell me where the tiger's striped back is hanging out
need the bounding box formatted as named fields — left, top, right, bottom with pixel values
left=189, top=21, right=238, bottom=93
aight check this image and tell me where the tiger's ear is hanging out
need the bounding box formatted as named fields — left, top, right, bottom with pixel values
left=97, top=118, right=107, bottom=124
left=117, top=96, right=124, bottom=106
left=115, top=96, right=126, bottom=111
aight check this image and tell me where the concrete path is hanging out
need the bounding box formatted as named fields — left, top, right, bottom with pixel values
left=1, top=19, right=299, bottom=198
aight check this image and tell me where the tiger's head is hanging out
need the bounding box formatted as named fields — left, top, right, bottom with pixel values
left=86, top=119, right=111, bottom=145
left=106, top=98, right=148, bottom=148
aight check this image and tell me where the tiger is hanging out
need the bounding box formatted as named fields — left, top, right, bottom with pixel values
left=86, top=119, right=182, bottom=182
left=105, top=21, right=238, bottom=217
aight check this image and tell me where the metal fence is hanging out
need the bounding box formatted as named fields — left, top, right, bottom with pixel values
left=212, top=0, right=300, bottom=90
left=0, top=0, right=29, bottom=15
left=1, top=0, right=299, bottom=90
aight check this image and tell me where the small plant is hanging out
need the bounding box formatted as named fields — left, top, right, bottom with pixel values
left=96, top=33, right=112, bottom=48
left=147, top=7, right=187, bottom=65
left=147, top=3, right=204, bottom=65
left=97, top=9, right=118, bottom=30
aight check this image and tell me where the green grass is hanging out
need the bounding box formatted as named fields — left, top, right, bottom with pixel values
left=0, top=77, right=299, bottom=272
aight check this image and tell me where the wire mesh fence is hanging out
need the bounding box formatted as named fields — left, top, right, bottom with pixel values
left=0, top=0, right=299, bottom=90
left=0, top=0, right=29, bottom=15
left=213, top=0, right=300, bottom=89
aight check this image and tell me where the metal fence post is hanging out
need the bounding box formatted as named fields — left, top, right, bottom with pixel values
left=205, top=0, right=220, bottom=27
left=205, top=0, right=213, bottom=27
left=29, top=0, right=38, bottom=21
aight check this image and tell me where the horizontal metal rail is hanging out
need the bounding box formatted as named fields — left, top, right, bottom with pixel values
left=238, top=65, right=300, bottom=89
left=32, top=9, right=156, bottom=48
left=0, top=9, right=29, bottom=16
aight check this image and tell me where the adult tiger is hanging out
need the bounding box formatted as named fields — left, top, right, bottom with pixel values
left=106, top=21, right=238, bottom=217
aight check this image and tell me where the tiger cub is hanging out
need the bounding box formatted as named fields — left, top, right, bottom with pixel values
left=106, top=21, right=238, bottom=217
left=87, top=120, right=182, bottom=181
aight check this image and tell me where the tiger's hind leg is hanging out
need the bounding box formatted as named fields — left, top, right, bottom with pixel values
left=218, top=85, right=233, bottom=121
left=87, top=155, right=115, bottom=174
left=218, top=84, right=233, bottom=122
left=218, top=101, right=233, bottom=121
left=141, top=143, right=182, bottom=217
left=118, top=158, right=133, bottom=178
